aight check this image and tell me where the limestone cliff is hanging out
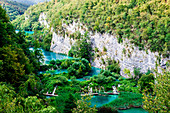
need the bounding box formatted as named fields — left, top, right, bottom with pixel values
left=39, top=13, right=169, bottom=77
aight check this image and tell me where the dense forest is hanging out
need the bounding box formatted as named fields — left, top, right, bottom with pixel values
left=12, top=0, right=169, bottom=56
left=10, top=0, right=51, bottom=5
left=0, top=0, right=29, bottom=21
left=0, top=0, right=169, bottom=113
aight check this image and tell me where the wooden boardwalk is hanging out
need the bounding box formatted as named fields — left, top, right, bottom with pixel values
left=43, top=93, right=58, bottom=96
left=81, top=92, right=119, bottom=96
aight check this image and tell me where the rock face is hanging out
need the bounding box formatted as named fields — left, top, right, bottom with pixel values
left=39, top=12, right=50, bottom=28
left=39, top=14, right=169, bottom=77
left=50, top=31, right=76, bottom=54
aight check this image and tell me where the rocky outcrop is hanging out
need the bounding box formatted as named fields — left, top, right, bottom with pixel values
left=39, top=14, right=169, bottom=77
left=39, top=12, right=50, bottom=28
left=50, top=32, right=76, bottom=54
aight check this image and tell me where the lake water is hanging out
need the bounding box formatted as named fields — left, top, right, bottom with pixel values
left=36, top=48, right=147, bottom=113
left=90, top=95, right=118, bottom=108
left=15, top=30, right=34, bottom=35
left=119, top=108, right=147, bottom=113
left=30, top=47, right=102, bottom=79
left=27, top=32, right=147, bottom=113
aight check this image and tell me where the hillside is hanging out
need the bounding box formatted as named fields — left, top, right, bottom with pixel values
left=0, top=0, right=29, bottom=20
left=12, top=0, right=170, bottom=55
left=9, top=0, right=51, bottom=5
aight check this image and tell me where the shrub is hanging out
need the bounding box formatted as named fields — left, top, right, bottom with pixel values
left=107, top=64, right=120, bottom=74
left=103, top=46, right=107, bottom=52
left=138, top=73, right=154, bottom=92
left=105, top=92, right=143, bottom=109
left=118, top=76, right=124, bottom=81
left=101, top=70, right=112, bottom=77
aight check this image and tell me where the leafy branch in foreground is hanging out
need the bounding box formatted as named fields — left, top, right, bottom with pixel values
left=143, top=70, right=169, bottom=113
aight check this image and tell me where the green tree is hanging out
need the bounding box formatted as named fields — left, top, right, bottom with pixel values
left=69, top=38, right=93, bottom=62
left=101, top=70, right=112, bottom=77
left=143, top=70, right=169, bottom=112
left=0, top=82, right=23, bottom=113
left=133, top=68, right=143, bottom=81
left=63, top=94, right=77, bottom=113
left=138, top=73, right=155, bottom=92
left=0, top=46, right=26, bottom=86
left=72, top=96, right=97, bottom=113
left=24, top=96, right=45, bottom=113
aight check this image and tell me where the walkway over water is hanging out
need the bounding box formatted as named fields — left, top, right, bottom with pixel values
left=29, top=47, right=147, bottom=113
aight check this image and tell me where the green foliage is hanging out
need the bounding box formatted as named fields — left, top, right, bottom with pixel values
left=12, top=0, right=170, bottom=55
left=97, top=106, right=118, bottom=113
left=19, top=74, right=43, bottom=97
left=92, top=74, right=106, bottom=84
left=133, top=68, right=143, bottom=80
left=0, top=46, right=26, bottom=85
left=0, top=6, right=44, bottom=86
left=69, top=38, right=93, bottom=62
left=72, top=96, right=97, bottom=113
left=46, top=58, right=91, bottom=78
left=41, top=32, right=52, bottom=51
left=67, top=58, right=91, bottom=78
left=105, top=92, right=143, bottom=109
left=106, top=59, right=120, bottom=74
left=107, top=64, right=120, bottom=74
left=112, top=72, right=120, bottom=79
left=103, top=46, right=107, bottom=52
left=118, top=76, right=124, bottom=81
left=143, top=70, right=169, bottom=112
left=101, top=70, right=112, bottom=77
left=24, top=96, right=45, bottom=112
left=0, top=82, right=55, bottom=112
left=90, top=74, right=116, bottom=88
left=0, top=82, right=19, bottom=113
left=138, top=73, right=155, bottom=92
left=42, top=74, right=69, bottom=93
left=1, top=0, right=29, bottom=21
left=63, top=93, right=77, bottom=113
left=118, top=80, right=139, bottom=93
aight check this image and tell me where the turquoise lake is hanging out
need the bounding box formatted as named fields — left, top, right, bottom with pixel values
left=30, top=47, right=102, bottom=80
left=15, top=30, right=34, bottom=35
left=33, top=48, right=147, bottom=113
left=26, top=32, right=147, bottom=113
left=90, top=95, right=118, bottom=108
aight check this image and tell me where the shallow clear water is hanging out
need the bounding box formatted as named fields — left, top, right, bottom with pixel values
left=40, top=69, right=68, bottom=75
left=41, top=49, right=72, bottom=64
left=90, top=95, right=118, bottom=108
left=15, top=30, right=34, bottom=35
left=90, top=95, right=147, bottom=113
left=119, top=108, right=148, bottom=113
left=27, top=34, right=147, bottom=113
left=30, top=47, right=101, bottom=77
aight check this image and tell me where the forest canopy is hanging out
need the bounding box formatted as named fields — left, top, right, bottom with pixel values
left=12, top=0, right=170, bottom=56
